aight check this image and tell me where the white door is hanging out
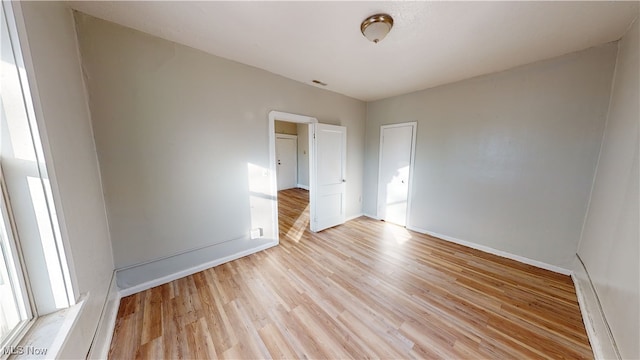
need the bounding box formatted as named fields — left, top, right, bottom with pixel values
left=311, top=124, right=347, bottom=232
left=276, top=134, right=297, bottom=190
left=377, top=123, right=416, bottom=226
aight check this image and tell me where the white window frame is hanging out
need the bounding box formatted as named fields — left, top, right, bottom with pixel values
left=0, top=168, right=35, bottom=352
left=0, top=0, right=77, bottom=352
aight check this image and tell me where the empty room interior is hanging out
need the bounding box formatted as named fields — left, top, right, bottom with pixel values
left=0, top=1, right=638, bottom=359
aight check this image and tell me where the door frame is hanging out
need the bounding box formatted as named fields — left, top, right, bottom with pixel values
left=377, top=122, right=417, bottom=227
left=268, top=111, right=317, bottom=241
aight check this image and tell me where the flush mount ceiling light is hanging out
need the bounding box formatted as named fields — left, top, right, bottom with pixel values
left=360, top=13, right=394, bottom=43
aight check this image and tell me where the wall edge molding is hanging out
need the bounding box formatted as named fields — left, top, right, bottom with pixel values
left=117, top=241, right=278, bottom=297
left=87, top=272, right=120, bottom=359
left=572, top=255, right=620, bottom=360
left=406, top=225, right=572, bottom=275
left=346, top=213, right=364, bottom=222
left=363, top=213, right=381, bottom=221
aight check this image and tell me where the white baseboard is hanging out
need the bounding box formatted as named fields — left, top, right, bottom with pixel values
left=296, top=184, right=309, bottom=190
left=345, top=213, right=364, bottom=222
left=117, top=240, right=278, bottom=297
left=87, top=272, right=120, bottom=359
left=572, top=256, right=619, bottom=360
left=406, top=225, right=572, bottom=275
left=363, top=213, right=381, bottom=220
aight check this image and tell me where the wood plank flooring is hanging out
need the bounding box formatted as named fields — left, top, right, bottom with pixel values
left=109, top=187, right=593, bottom=359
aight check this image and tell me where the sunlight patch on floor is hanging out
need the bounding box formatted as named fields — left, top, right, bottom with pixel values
left=285, top=203, right=310, bottom=243
left=384, top=222, right=412, bottom=245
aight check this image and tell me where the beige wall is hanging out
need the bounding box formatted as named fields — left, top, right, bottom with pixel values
left=578, top=18, right=639, bottom=359
left=74, top=13, right=365, bottom=276
left=17, top=2, right=114, bottom=357
left=274, top=120, right=298, bottom=135
left=275, top=121, right=309, bottom=188
left=297, top=123, right=310, bottom=187
left=364, top=44, right=617, bottom=269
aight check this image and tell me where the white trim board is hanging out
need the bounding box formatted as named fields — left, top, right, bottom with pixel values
left=405, top=225, right=572, bottom=275
left=87, top=271, right=120, bottom=359
left=345, top=213, right=364, bottom=222
left=296, top=184, right=309, bottom=190
left=275, top=133, right=298, bottom=139
left=572, top=256, right=619, bottom=360
left=268, top=110, right=317, bottom=241
left=16, top=296, right=86, bottom=359
left=363, top=213, right=381, bottom=221
left=117, top=240, right=278, bottom=297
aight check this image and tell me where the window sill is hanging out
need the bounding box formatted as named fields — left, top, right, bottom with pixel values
left=10, top=297, right=85, bottom=359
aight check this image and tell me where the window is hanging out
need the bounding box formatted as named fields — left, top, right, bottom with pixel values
left=0, top=0, right=75, bottom=351
left=0, top=173, right=31, bottom=347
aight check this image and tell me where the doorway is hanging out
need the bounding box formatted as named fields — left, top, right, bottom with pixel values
left=268, top=111, right=347, bottom=241
left=269, top=112, right=313, bottom=244
left=377, top=122, right=417, bottom=227
left=275, top=133, right=298, bottom=191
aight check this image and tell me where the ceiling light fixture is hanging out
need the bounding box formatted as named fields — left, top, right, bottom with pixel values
left=360, top=13, right=394, bottom=43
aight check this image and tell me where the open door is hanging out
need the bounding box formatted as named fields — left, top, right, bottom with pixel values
left=311, top=123, right=347, bottom=232
left=377, top=122, right=416, bottom=226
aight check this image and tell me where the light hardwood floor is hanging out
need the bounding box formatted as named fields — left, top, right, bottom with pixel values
left=109, top=187, right=593, bottom=359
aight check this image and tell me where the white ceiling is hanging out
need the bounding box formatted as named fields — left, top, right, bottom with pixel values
left=69, top=1, right=639, bottom=102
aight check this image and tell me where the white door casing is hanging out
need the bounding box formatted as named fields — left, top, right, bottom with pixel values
left=311, top=123, right=347, bottom=232
left=268, top=111, right=316, bottom=243
left=275, top=134, right=297, bottom=190
left=377, top=122, right=417, bottom=226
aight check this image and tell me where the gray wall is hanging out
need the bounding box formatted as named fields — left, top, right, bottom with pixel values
left=18, top=2, right=114, bottom=357
left=15, top=4, right=638, bottom=357
left=74, top=13, right=365, bottom=270
left=364, top=44, right=617, bottom=269
left=578, top=18, right=639, bottom=359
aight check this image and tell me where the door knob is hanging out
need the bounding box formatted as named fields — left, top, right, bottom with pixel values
left=342, top=179, right=346, bottom=183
